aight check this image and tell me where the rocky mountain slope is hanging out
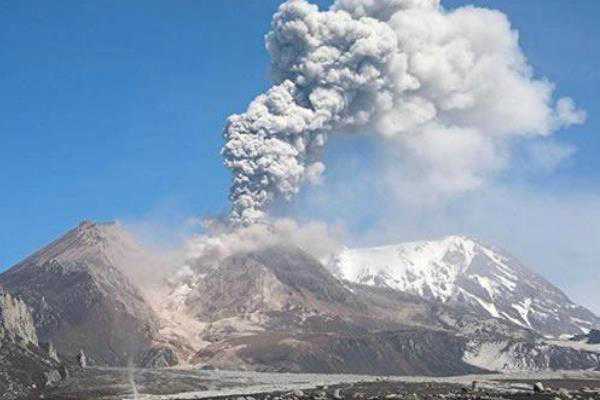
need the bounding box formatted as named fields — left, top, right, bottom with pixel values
left=0, top=221, right=160, bottom=366
left=0, top=285, right=64, bottom=399
left=328, top=236, right=600, bottom=336
left=162, top=244, right=600, bottom=374
left=161, top=245, right=485, bottom=375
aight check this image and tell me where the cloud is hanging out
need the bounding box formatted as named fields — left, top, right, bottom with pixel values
left=220, top=0, right=585, bottom=225
left=526, top=140, right=577, bottom=173
left=556, top=97, right=587, bottom=127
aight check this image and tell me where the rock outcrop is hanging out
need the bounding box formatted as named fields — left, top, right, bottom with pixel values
left=0, top=286, right=38, bottom=346
left=0, top=286, right=64, bottom=399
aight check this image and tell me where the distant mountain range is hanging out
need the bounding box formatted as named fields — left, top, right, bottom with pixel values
left=1, top=221, right=599, bottom=397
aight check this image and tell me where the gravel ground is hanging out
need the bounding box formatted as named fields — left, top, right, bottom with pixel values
left=39, top=368, right=600, bottom=400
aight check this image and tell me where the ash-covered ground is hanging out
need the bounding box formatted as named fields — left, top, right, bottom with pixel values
left=38, top=369, right=600, bottom=400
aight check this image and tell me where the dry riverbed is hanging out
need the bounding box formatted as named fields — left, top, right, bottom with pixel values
left=38, top=369, right=600, bottom=400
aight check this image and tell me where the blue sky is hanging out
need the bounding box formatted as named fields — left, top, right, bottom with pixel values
left=1, top=1, right=599, bottom=309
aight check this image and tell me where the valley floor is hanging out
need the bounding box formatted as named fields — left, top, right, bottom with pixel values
left=39, top=369, right=600, bottom=400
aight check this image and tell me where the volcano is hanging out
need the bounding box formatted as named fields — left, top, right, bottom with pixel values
left=1, top=221, right=599, bottom=378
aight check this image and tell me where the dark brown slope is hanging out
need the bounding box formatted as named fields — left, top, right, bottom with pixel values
left=194, top=328, right=482, bottom=375
left=0, top=221, right=160, bottom=366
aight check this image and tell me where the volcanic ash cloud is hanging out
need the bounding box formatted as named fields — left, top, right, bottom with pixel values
left=221, top=0, right=585, bottom=226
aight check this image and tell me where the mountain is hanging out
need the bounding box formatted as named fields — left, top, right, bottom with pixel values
left=161, top=245, right=485, bottom=375
left=0, top=285, right=64, bottom=399
left=160, top=244, right=600, bottom=374
left=328, top=235, right=600, bottom=336
left=0, top=221, right=161, bottom=366
left=2, top=222, right=600, bottom=377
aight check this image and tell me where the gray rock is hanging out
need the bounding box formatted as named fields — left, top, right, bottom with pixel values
left=314, top=390, right=328, bottom=399
left=0, top=285, right=62, bottom=399
left=44, top=370, right=62, bottom=386
left=41, top=341, right=60, bottom=362
left=0, top=286, right=38, bottom=346
left=333, top=388, right=343, bottom=400
left=78, top=349, right=87, bottom=368
left=137, top=346, right=179, bottom=368
left=557, top=388, right=573, bottom=399
left=534, top=382, right=545, bottom=393
left=58, top=364, right=69, bottom=379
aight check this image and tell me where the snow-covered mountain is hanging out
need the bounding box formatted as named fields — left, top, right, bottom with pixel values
left=328, top=235, right=600, bottom=337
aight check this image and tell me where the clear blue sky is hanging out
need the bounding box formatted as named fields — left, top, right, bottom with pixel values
left=1, top=0, right=599, bottom=271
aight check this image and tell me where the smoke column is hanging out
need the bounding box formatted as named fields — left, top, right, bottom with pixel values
left=222, top=0, right=585, bottom=226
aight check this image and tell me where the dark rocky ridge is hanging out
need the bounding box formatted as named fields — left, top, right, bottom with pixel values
left=194, top=328, right=482, bottom=375
left=571, top=329, right=600, bottom=345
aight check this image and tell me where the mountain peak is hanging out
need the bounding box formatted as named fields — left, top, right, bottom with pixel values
left=76, top=219, right=118, bottom=231
left=329, top=235, right=600, bottom=336
left=16, top=220, right=141, bottom=271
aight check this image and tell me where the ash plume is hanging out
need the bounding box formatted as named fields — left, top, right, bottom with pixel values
left=222, top=0, right=585, bottom=226
left=184, top=217, right=344, bottom=268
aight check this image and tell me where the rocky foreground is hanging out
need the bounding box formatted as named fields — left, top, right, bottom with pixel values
left=239, top=380, right=600, bottom=400
left=36, top=369, right=600, bottom=400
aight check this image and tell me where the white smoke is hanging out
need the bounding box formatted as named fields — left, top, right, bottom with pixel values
left=184, top=217, right=344, bottom=268
left=221, top=0, right=585, bottom=226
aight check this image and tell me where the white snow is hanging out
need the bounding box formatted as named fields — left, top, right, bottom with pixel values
left=460, top=289, right=501, bottom=319
left=330, top=235, right=598, bottom=335
left=470, top=275, right=498, bottom=299
left=512, top=299, right=533, bottom=328
left=330, top=236, right=477, bottom=302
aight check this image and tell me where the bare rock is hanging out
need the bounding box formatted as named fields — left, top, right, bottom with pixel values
left=77, top=349, right=87, bottom=368
left=534, top=382, right=545, bottom=393
left=137, top=346, right=179, bottom=368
